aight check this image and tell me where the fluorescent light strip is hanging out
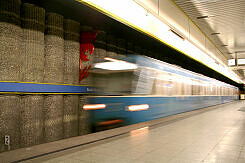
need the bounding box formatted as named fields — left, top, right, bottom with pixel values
left=79, top=0, right=243, bottom=83
left=94, top=61, right=138, bottom=70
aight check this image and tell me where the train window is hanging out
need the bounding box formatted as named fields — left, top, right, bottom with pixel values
left=226, top=87, right=229, bottom=96
left=206, top=84, right=210, bottom=95
left=181, top=78, right=192, bottom=96
left=222, top=87, right=225, bottom=95
left=152, top=72, right=164, bottom=95
left=210, top=85, right=215, bottom=95
left=192, top=79, right=200, bottom=95
left=132, top=68, right=157, bottom=95
left=91, top=71, right=134, bottom=95
left=170, top=74, right=182, bottom=96
left=213, top=86, right=216, bottom=95
left=199, top=82, right=204, bottom=96
left=174, top=80, right=182, bottom=96
left=216, top=86, right=220, bottom=95
left=152, top=76, right=160, bottom=95
left=165, top=74, right=174, bottom=96
left=186, top=83, right=192, bottom=96
left=151, top=71, right=164, bottom=96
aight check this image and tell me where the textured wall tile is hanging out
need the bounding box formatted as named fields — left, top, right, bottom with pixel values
left=20, top=95, right=44, bottom=147
left=63, top=95, right=79, bottom=138
left=44, top=13, right=64, bottom=83
left=0, top=0, right=22, bottom=81
left=21, top=3, right=45, bottom=82
left=64, top=19, right=80, bottom=84
left=0, top=95, right=21, bottom=152
left=43, top=95, right=64, bottom=142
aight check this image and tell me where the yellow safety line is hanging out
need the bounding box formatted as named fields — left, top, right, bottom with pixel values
left=0, top=81, right=89, bottom=86
left=77, top=0, right=238, bottom=83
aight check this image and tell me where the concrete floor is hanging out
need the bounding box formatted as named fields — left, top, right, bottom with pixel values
left=23, top=100, right=245, bottom=163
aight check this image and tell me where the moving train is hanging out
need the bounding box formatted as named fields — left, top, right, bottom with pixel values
left=83, top=55, right=239, bottom=131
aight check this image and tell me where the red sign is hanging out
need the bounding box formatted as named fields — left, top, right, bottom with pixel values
left=79, top=31, right=97, bottom=82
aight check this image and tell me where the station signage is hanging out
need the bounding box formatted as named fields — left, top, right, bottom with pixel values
left=228, top=59, right=235, bottom=66
left=237, top=59, right=245, bottom=65
left=79, top=31, right=98, bottom=82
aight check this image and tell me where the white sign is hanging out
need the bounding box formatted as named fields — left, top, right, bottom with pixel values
left=5, top=135, right=10, bottom=145
left=237, top=59, right=245, bottom=65
left=228, top=59, right=235, bottom=66
left=240, top=94, right=245, bottom=100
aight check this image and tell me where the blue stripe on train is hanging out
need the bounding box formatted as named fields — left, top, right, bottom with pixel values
left=87, top=96, right=238, bottom=125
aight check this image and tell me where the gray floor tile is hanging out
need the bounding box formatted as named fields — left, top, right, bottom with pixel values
left=42, top=158, right=88, bottom=163
left=238, top=151, right=245, bottom=159
left=202, top=157, right=238, bottom=163
left=175, top=150, right=208, bottom=160
left=168, top=158, right=203, bottom=163
left=237, top=158, right=245, bottom=163
left=134, top=153, right=172, bottom=163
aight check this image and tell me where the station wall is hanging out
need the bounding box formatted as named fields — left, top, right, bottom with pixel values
left=0, top=0, right=131, bottom=153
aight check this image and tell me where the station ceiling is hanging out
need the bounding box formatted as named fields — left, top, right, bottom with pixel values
left=173, top=0, right=245, bottom=79
left=25, top=0, right=243, bottom=88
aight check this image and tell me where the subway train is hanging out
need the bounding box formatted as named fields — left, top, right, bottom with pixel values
left=83, top=55, right=239, bottom=131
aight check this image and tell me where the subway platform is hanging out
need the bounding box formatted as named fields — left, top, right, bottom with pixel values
left=2, top=100, right=245, bottom=163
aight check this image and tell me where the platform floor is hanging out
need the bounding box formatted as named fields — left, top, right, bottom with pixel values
left=23, top=100, right=245, bottom=163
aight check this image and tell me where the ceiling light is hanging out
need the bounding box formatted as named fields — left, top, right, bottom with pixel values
left=235, top=51, right=245, bottom=53
left=211, top=32, right=220, bottom=35
left=197, top=16, right=209, bottom=19
left=170, top=29, right=184, bottom=40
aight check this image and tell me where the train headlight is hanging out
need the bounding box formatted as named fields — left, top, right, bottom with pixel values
left=127, top=104, right=149, bottom=111
left=83, top=104, right=106, bottom=110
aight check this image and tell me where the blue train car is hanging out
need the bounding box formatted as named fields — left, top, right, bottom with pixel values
left=84, top=55, right=239, bottom=131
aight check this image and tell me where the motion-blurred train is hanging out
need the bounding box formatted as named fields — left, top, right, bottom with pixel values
left=83, top=55, right=239, bottom=131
